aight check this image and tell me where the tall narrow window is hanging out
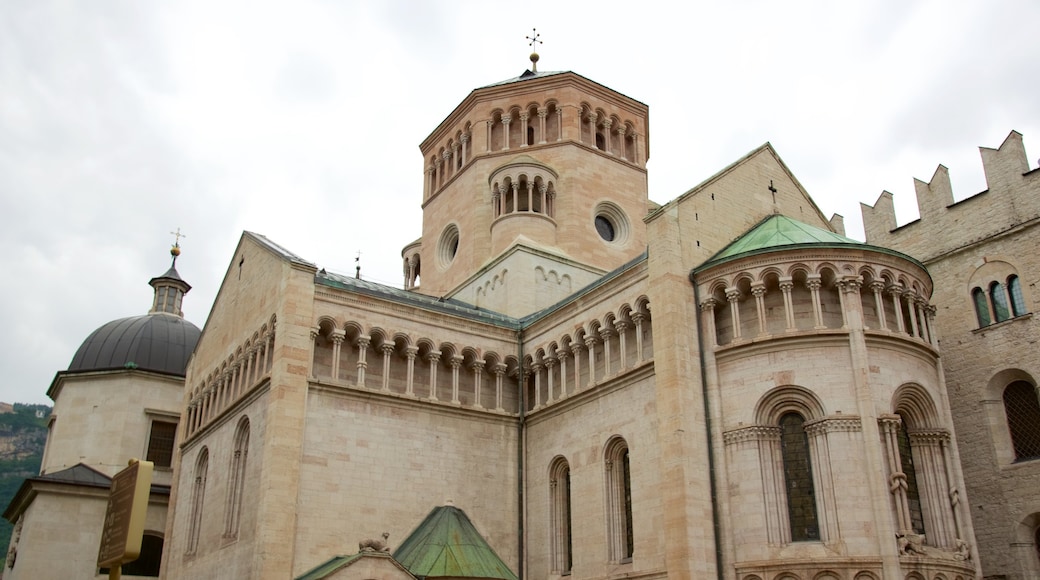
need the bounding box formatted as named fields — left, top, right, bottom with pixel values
left=972, top=287, right=991, bottom=327
left=605, top=437, right=634, bottom=562
left=187, top=448, right=209, bottom=555
left=223, top=418, right=250, bottom=539
left=896, top=415, right=926, bottom=534
left=1009, top=275, right=1028, bottom=317
left=146, top=420, right=177, bottom=468
left=1004, top=381, right=1040, bottom=461
left=780, top=413, right=819, bottom=541
left=550, top=458, right=573, bottom=574
left=990, top=281, right=1011, bottom=322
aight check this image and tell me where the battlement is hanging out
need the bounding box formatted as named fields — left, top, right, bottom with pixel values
left=861, top=131, right=1040, bottom=263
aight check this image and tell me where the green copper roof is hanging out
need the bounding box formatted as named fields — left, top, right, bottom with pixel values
left=393, top=506, right=517, bottom=580
left=699, top=214, right=874, bottom=270
left=295, top=553, right=363, bottom=580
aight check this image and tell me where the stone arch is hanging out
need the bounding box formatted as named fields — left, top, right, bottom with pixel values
left=892, top=383, right=941, bottom=428
left=755, top=385, right=826, bottom=424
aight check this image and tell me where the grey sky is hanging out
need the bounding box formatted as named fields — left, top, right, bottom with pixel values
left=2, top=1, right=1038, bottom=405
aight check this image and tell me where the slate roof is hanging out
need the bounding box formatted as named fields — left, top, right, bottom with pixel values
left=67, top=313, right=201, bottom=376
left=393, top=505, right=517, bottom=580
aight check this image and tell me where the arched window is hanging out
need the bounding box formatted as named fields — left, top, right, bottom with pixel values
left=779, top=412, right=819, bottom=541
left=1009, top=275, right=1028, bottom=317
left=549, top=457, right=572, bottom=574
left=1004, top=381, right=1040, bottom=461
left=990, top=281, right=1011, bottom=322
left=223, top=417, right=250, bottom=538
left=187, top=447, right=209, bottom=555
left=896, top=414, right=926, bottom=534
left=605, top=437, right=633, bottom=562
left=595, top=132, right=606, bottom=151
left=972, top=287, right=991, bottom=327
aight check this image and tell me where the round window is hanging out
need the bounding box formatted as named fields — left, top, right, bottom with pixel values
left=438, top=224, right=460, bottom=267
left=595, top=215, right=615, bottom=241
left=593, top=203, right=630, bottom=245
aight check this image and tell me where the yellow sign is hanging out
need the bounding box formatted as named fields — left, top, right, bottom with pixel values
left=97, top=459, right=154, bottom=569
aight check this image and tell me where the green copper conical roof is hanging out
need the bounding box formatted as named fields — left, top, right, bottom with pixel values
left=696, top=214, right=923, bottom=272
left=393, top=505, right=517, bottom=580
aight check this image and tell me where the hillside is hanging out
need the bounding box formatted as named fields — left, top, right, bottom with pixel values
left=0, top=403, right=50, bottom=566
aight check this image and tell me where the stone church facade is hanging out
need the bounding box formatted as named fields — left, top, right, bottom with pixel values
left=159, top=65, right=988, bottom=580
left=863, top=131, right=1040, bottom=580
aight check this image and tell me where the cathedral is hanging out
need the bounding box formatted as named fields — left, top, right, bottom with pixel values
left=7, top=55, right=1040, bottom=580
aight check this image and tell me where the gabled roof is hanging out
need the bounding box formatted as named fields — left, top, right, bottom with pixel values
left=393, top=505, right=517, bottom=580
left=696, top=214, right=925, bottom=272
left=3, top=463, right=170, bottom=523
left=296, top=554, right=362, bottom=580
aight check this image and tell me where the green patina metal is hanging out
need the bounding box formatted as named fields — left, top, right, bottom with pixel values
left=696, top=214, right=926, bottom=273
left=295, top=553, right=363, bottom=580
left=393, top=506, right=517, bottom=580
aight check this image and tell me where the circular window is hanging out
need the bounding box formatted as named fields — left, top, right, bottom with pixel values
left=595, top=215, right=615, bottom=241
left=438, top=224, right=460, bottom=267
left=593, top=202, right=630, bottom=244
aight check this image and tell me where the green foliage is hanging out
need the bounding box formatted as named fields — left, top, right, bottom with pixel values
left=0, top=403, right=51, bottom=564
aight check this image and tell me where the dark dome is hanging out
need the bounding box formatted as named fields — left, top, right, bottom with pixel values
left=68, top=314, right=202, bottom=376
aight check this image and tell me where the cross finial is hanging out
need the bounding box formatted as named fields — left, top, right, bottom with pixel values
left=169, top=228, right=186, bottom=265
left=170, top=227, right=186, bottom=247
left=355, top=250, right=362, bottom=279
left=526, top=28, right=542, bottom=72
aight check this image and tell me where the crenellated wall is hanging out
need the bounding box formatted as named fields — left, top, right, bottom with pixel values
left=861, top=131, right=1040, bottom=262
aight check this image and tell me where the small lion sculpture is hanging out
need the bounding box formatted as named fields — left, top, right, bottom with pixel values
left=359, top=532, right=390, bottom=553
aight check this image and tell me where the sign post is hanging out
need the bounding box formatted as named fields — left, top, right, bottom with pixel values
left=97, top=459, right=154, bottom=580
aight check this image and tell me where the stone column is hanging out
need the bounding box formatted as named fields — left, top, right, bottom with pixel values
left=380, top=343, right=394, bottom=392
left=726, top=287, right=742, bottom=340
left=556, top=107, right=563, bottom=141
left=492, top=184, right=502, bottom=218
left=426, top=351, right=441, bottom=401
left=501, top=114, right=511, bottom=150
left=779, top=279, right=796, bottom=330
left=904, top=290, right=920, bottom=338
left=570, top=342, right=584, bottom=391
left=879, top=416, right=913, bottom=532
left=600, top=327, right=615, bottom=377
left=584, top=335, right=597, bottom=388
left=865, top=281, right=885, bottom=330
left=614, top=320, right=629, bottom=371
left=470, top=359, right=485, bottom=408
left=531, top=361, right=544, bottom=409
left=557, top=349, right=570, bottom=397
left=404, top=346, right=418, bottom=397
left=889, top=286, right=906, bottom=333
left=485, top=119, right=492, bottom=152
left=631, top=312, right=646, bottom=363
left=511, top=182, right=521, bottom=214
left=537, top=107, right=548, bottom=143
left=700, top=299, right=717, bottom=348
left=519, top=113, right=529, bottom=147
left=460, top=132, right=469, bottom=165
left=751, top=283, right=767, bottom=336
left=450, top=354, right=464, bottom=404
left=355, top=336, right=370, bottom=388
left=539, top=184, right=548, bottom=215
left=545, top=357, right=557, bottom=403
left=330, top=331, right=345, bottom=381
left=601, top=119, right=613, bottom=154
left=806, top=276, right=825, bottom=329
left=493, top=363, right=507, bottom=411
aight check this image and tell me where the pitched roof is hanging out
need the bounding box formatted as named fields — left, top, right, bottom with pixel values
left=393, top=506, right=517, bottom=580
left=295, top=553, right=363, bottom=580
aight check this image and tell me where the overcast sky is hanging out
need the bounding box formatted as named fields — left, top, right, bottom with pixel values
left=1, top=1, right=1038, bottom=406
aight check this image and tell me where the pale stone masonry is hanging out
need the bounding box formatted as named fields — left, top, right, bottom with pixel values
left=159, top=64, right=984, bottom=580
left=863, top=131, right=1040, bottom=579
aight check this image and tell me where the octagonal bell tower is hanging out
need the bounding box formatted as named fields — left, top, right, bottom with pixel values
left=402, top=56, right=650, bottom=317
